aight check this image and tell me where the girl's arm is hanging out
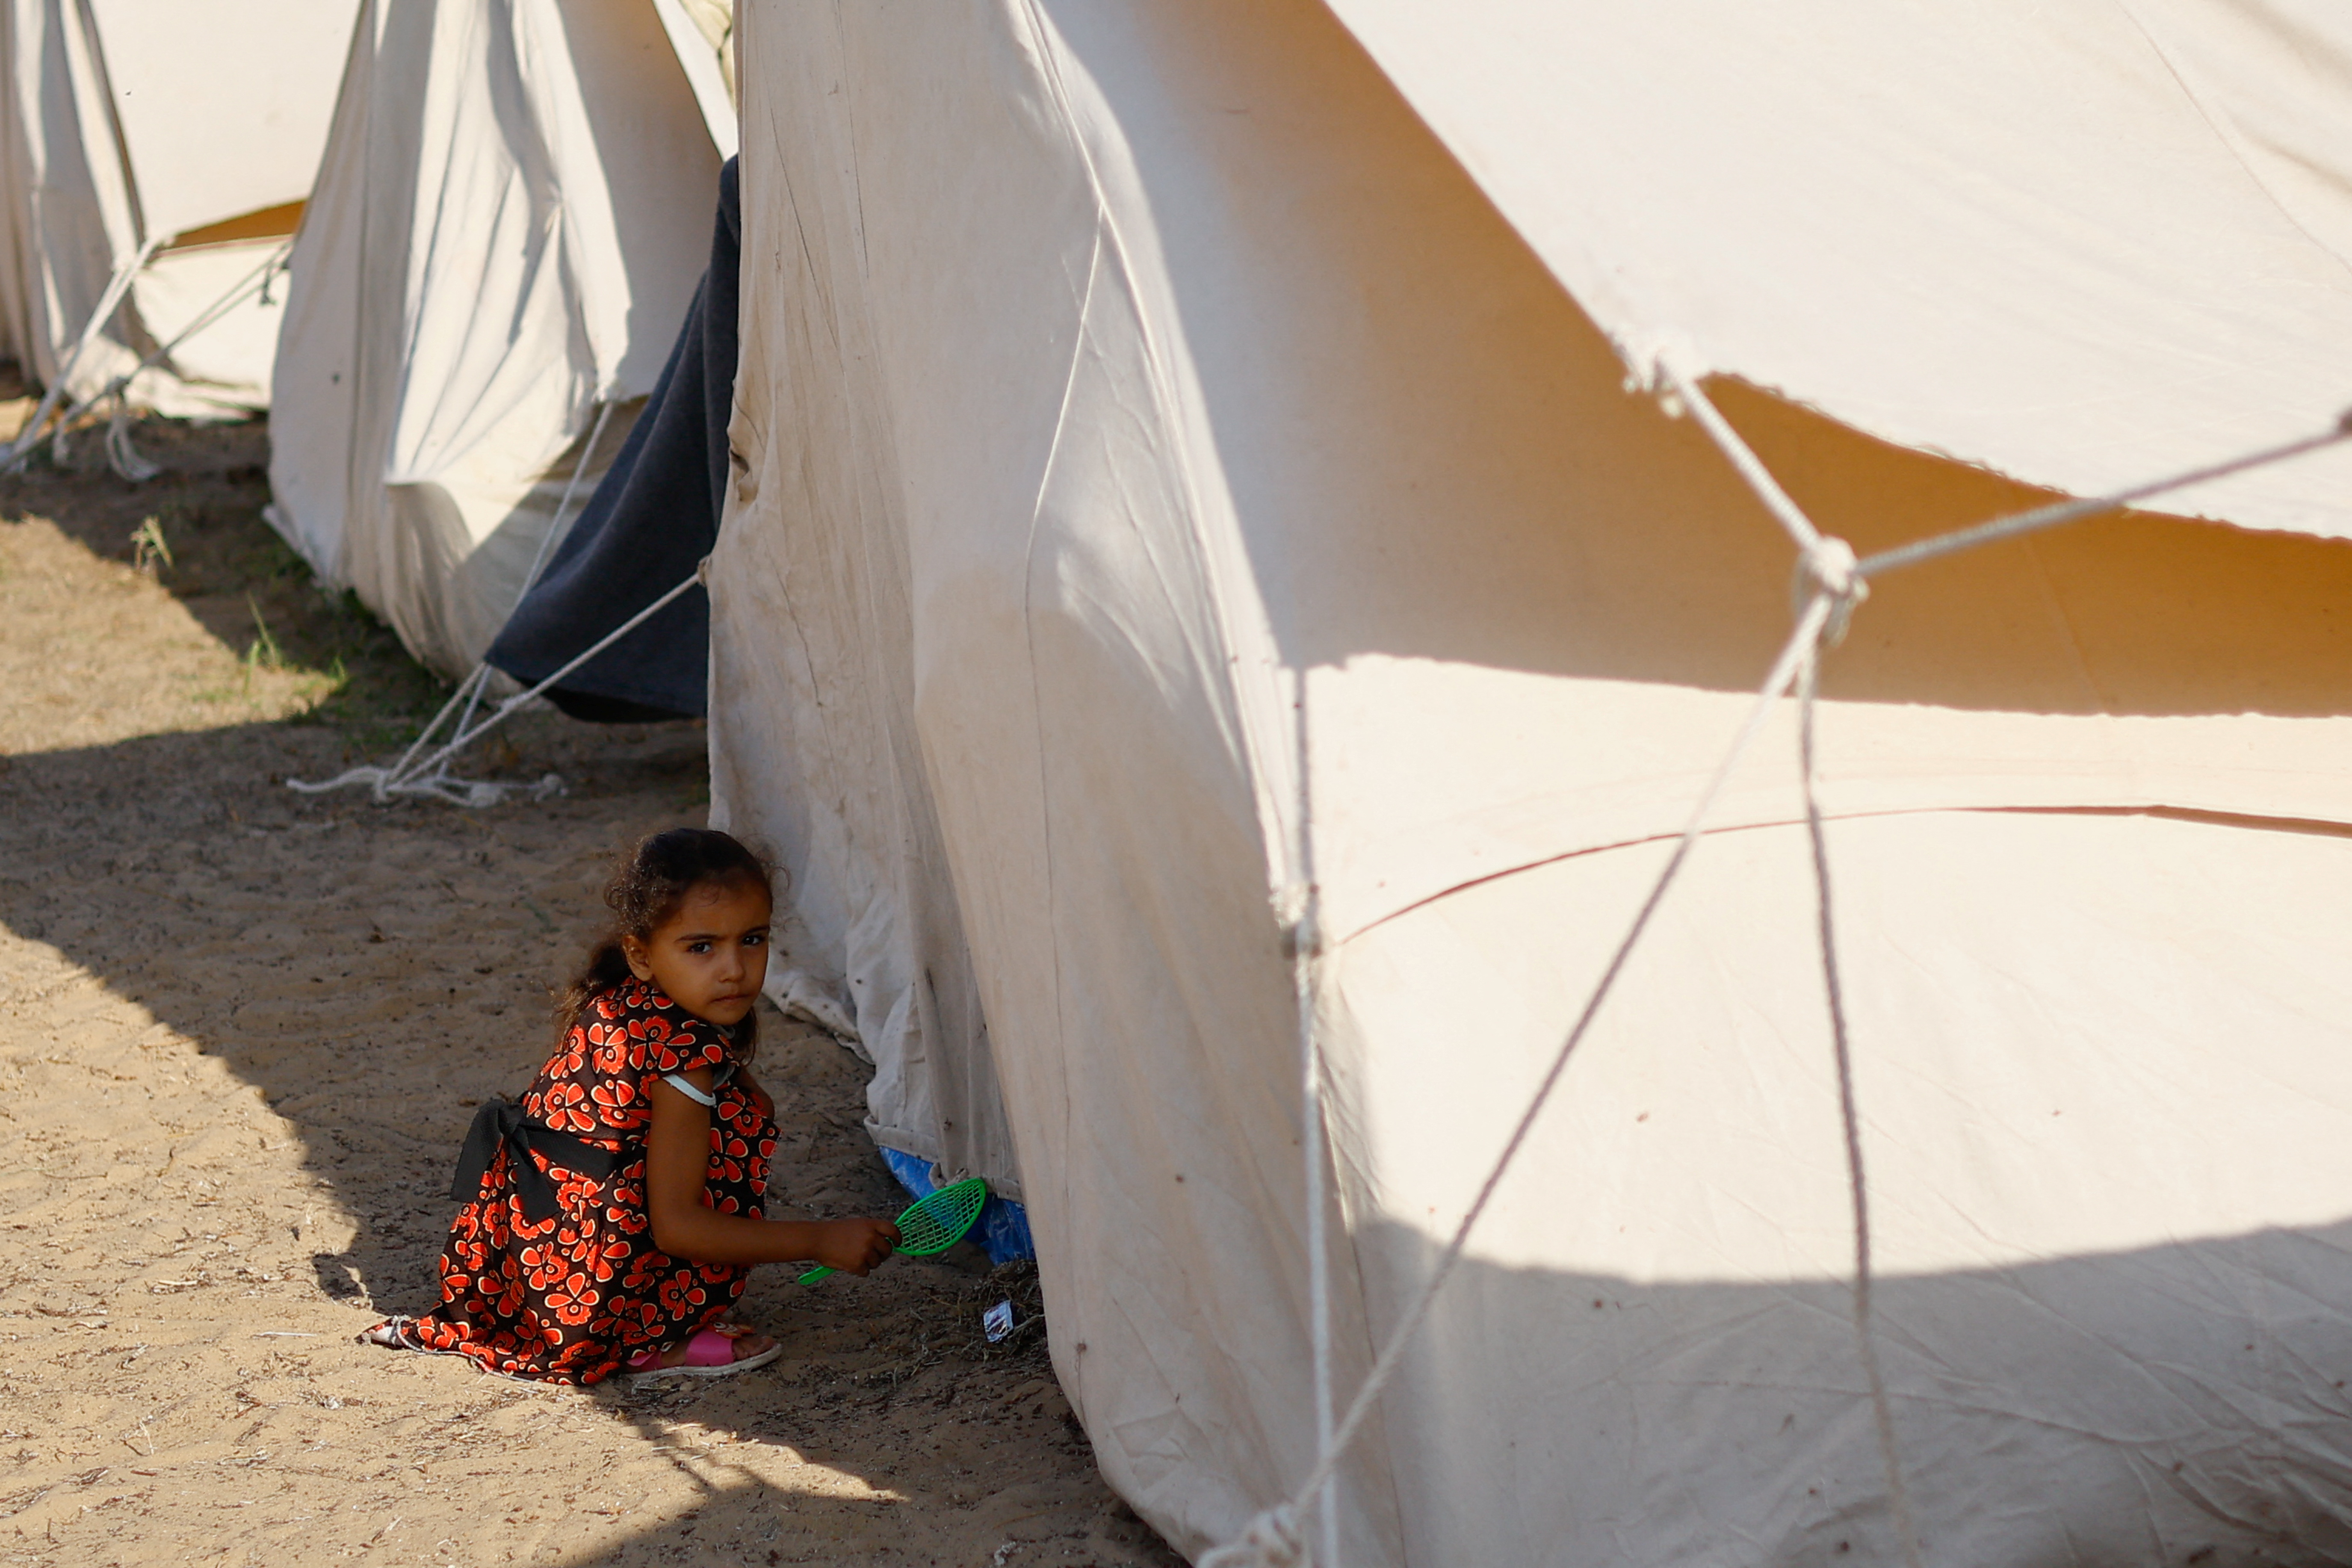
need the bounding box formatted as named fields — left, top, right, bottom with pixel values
left=645, top=1067, right=897, bottom=1270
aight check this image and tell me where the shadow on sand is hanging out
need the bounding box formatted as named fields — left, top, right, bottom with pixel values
left=0, top=710, right=1175, bottom=1565
left=0, top=418, right=1178, bottom=1564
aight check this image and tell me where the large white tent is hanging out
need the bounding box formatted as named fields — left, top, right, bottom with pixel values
left=707, top=2, right=2352, bottom=1564
left=0, top=0, right=358, bottom=419
left=266, top=0, right=733, bottom=677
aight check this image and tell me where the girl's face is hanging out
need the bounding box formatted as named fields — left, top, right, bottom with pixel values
left=620, top=876, right=773, bottom=1027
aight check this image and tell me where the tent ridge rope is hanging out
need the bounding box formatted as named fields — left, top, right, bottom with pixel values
left=1208, top=386, right=2352, bottom=1568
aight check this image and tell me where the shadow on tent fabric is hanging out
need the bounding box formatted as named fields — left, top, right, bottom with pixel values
left=484, top=157, right=740, bottom=721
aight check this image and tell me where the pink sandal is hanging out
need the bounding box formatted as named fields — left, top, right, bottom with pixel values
left=625, top=1324, right=782, bottom=1380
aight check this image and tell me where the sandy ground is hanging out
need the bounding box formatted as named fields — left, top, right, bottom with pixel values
left=0, top=409, right=1183, bottom=1568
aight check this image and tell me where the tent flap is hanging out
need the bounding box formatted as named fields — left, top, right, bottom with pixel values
left=1318, top=0, right=2352, bottom=543
left=0, top=0, right=358, bottom=408
left=267, top=0, right=725, bottom=676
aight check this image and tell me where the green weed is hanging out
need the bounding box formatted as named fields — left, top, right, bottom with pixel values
left=243, top=593, right=284, bottom=672
left=129, top=515, right=173, bottom=575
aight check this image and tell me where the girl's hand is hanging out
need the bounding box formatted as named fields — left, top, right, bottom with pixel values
left=647, top=1072, right=902, bottom=1270
left=812, top=1217, right=900, bottom=1276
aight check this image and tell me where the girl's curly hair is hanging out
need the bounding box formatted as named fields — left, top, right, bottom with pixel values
left=555, top=827, right=775, bottom=1053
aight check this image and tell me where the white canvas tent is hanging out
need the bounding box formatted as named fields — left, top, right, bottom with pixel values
left=709, top=2, right=2352, bottom=1565
left=266, top=0, right=733, bottom=678
left=0, top=0, right=358, bottom=420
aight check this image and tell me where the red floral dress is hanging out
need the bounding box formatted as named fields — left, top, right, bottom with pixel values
left=391, top=980, right=777, bottom=1383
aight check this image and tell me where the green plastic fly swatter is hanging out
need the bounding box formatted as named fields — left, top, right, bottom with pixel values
left=798, top=1176, right=990, bottom=1285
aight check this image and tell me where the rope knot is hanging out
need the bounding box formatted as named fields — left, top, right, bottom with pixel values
left=1200, top=1505, right=1307, bottom=1568
left=1275, top=883, right=1322, bottom=960
left=1794, top=535, right=1868, bottom=645
left=1800, top=535, right=1862, bottom=600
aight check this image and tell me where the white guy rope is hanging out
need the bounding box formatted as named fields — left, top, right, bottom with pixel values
left=288, top=561, right=704, bottom=807
left=1205, top=384, right=2352, bottom=1567
left=428, top=559, right=701, bottom=762
left=1277, top=656, right=1340, bottom=1568
left=1, top=235, right=165, bottom=472
left=1853, top=413, right=2352, bottom=579
left=1796, top=647, right=1924, bottom=1568
left=1661, top=360, right=1825, bottom=555
left=518, top=401, right=618, bottom=594
left=1672, top=376, right=1922, bottom=1568
left=442, top=402, right=619, bottom=750
left=287, top=404, right=626, bottom=806
left=101, top=392, right=162, bottom=483
left=1202, top=589, right=1842, bottom=1568
left=377, top=666, right=496, bottom=797
left=65, top=240, right=293, bottom=481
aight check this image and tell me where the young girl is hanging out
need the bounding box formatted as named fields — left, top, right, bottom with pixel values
left=360, top=828, right=899, bottom=1383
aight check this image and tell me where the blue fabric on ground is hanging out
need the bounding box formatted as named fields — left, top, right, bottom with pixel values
left=879, top=1146, right=1037, bottom=1267
left=484, top=157, right=741, bottom=721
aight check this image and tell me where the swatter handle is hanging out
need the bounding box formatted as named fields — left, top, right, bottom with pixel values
left=798, top=1240, right=910, bottom=1285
